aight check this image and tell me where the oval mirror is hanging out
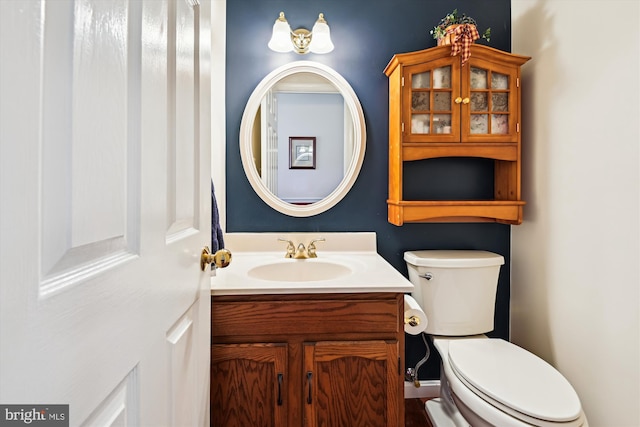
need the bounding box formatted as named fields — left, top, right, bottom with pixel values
left=239, top=61, right=366, bottom=217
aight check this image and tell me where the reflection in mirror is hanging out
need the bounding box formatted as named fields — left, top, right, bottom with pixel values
left=240, top=61, right=366, bottom=217
left=254, top=73, right=352, bottom=203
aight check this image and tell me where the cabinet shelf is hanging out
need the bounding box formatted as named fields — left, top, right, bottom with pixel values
left=385, top=45, right=530, bottom=226
left=387, top=199, right=525, bottom=225
left=402, top=142, right=518, bottom=161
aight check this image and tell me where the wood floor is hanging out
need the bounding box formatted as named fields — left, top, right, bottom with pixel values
left=405, top=398, right=434, bottom=427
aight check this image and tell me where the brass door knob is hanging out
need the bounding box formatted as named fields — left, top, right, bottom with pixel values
left=200, top=246, right=232, bottom=271
left=462, top=97, right=470, bottom=104
left=454, top=97, right=463, bottom=104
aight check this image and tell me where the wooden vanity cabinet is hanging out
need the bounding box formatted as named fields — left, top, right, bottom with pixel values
left=384, top=44, right=531, bottom=225
left=210, top=293, right=405, bottom=427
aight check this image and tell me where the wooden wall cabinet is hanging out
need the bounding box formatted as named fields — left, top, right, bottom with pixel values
left=384, top=45, right=531, bottom=225
left=210, top=293, right=405, bottom=427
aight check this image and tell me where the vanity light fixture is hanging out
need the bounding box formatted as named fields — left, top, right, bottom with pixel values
left=268, top=12, right=334, bottom=54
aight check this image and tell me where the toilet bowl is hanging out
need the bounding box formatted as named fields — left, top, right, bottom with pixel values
left=404, top=250, right=588, bottom=427
left=431, top=336, right=588, bottom=427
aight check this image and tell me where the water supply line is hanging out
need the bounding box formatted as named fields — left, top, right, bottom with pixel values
left=407, top=332, right=430, bottom=387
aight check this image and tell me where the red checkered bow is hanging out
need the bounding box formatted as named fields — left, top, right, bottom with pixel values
left=446, top=24, right=479, bottom=65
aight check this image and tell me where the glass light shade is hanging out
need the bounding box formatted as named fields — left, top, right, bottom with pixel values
left=268, top=16, right=293, bottom=53
left=308, top=17, right=334, bottom=54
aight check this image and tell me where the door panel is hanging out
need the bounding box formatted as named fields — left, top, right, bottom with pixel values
left=167, top=0, right=199, bottom=239
left=167, top=303, right=199, bottom=427
left=0, top=1, right=212, bottom=425
left=39, top=0, right=141, bottom=296
left=81, top=370, right=138, bottom=426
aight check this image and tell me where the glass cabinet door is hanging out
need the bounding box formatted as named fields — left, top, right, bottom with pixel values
left=469, top=67, right=510, bottom=134
left=404, top=59, right=460, bottom=142
left=464, top=61, right=517, bottom=142
left=402, top=57, right=517, bottom=144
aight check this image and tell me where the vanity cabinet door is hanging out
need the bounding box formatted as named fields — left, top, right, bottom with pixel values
left=211, top=343, right=288, bottom=427
left=303, top=340, right=400, bottom=427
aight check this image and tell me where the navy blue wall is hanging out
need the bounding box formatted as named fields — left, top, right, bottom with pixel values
left=226, top=0, right=512, bottom=379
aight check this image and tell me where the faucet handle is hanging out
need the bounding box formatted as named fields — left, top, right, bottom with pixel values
left=307, top=238, right=325, bottom=258
left=278, top=238, right=296, bottom=258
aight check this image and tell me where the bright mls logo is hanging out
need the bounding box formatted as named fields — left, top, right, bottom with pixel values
left=0, top=405, right=68, bottom=426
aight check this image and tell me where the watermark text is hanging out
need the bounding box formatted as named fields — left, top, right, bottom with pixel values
left=0, top=405, right=68, bottom=426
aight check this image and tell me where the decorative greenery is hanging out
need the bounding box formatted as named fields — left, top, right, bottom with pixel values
left=430, top=9, right=491, bottom=42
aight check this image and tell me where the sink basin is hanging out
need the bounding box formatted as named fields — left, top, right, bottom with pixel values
left=247, top=260, right=352, bottom=282
left=211, top=232, right=415, bottom=295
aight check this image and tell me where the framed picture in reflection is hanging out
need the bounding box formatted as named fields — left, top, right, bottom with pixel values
left=289, top=136, right=316, bottom=169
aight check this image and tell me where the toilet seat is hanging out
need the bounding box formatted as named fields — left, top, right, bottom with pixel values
left=447, top=338, right=583, bottom=426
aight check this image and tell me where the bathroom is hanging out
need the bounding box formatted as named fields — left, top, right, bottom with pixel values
left=217, top=0, right=638, bottom=426
left=0, top=0, right=636, bottom=426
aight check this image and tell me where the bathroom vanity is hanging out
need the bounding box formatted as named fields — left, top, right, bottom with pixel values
left=211, top=292, right=404, bottom=426
left=210, top=233, right=413, bottom=427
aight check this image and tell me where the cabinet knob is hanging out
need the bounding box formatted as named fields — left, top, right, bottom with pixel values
left=454, top=97, right=463, bottom=104
left=462, top=97, right=470, bottom=104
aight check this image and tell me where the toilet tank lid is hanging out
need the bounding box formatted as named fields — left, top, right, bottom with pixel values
left=404, top=250, right=504, bottom=268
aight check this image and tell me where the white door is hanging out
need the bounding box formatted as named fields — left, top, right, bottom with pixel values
left=0, top=1, right=212, bottom=426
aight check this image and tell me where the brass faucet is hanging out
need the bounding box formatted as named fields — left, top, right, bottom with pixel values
left=278, top=239, right=296, bottom=258
left=307, top=238, right=325, bottom=258
left=278, top=238, right=325, bottom=259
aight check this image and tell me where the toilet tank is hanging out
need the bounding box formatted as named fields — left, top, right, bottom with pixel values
left=404, top=250, right=504, bottom=336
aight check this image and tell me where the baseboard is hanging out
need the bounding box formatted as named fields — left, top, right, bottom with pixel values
left=404, top=380, right=440, bottom=399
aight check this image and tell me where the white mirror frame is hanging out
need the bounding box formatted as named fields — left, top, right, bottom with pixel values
left=239, top=61, right=366, bottom=217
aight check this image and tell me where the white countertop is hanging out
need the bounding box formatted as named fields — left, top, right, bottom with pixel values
left=210, top=232, right=414, bottom=296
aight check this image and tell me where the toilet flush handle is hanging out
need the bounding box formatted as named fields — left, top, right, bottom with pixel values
left=419, top=272, right=433, bottom=280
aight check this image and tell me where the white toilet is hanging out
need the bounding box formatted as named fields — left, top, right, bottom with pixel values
left=405, top=250, right=588, bottom=427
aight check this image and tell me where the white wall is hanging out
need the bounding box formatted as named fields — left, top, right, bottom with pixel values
left=211, top=0, right=226, bottom=232
left=511, top=1, right=639, bottom=426
left=276, top=92, right=344, bottom=203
